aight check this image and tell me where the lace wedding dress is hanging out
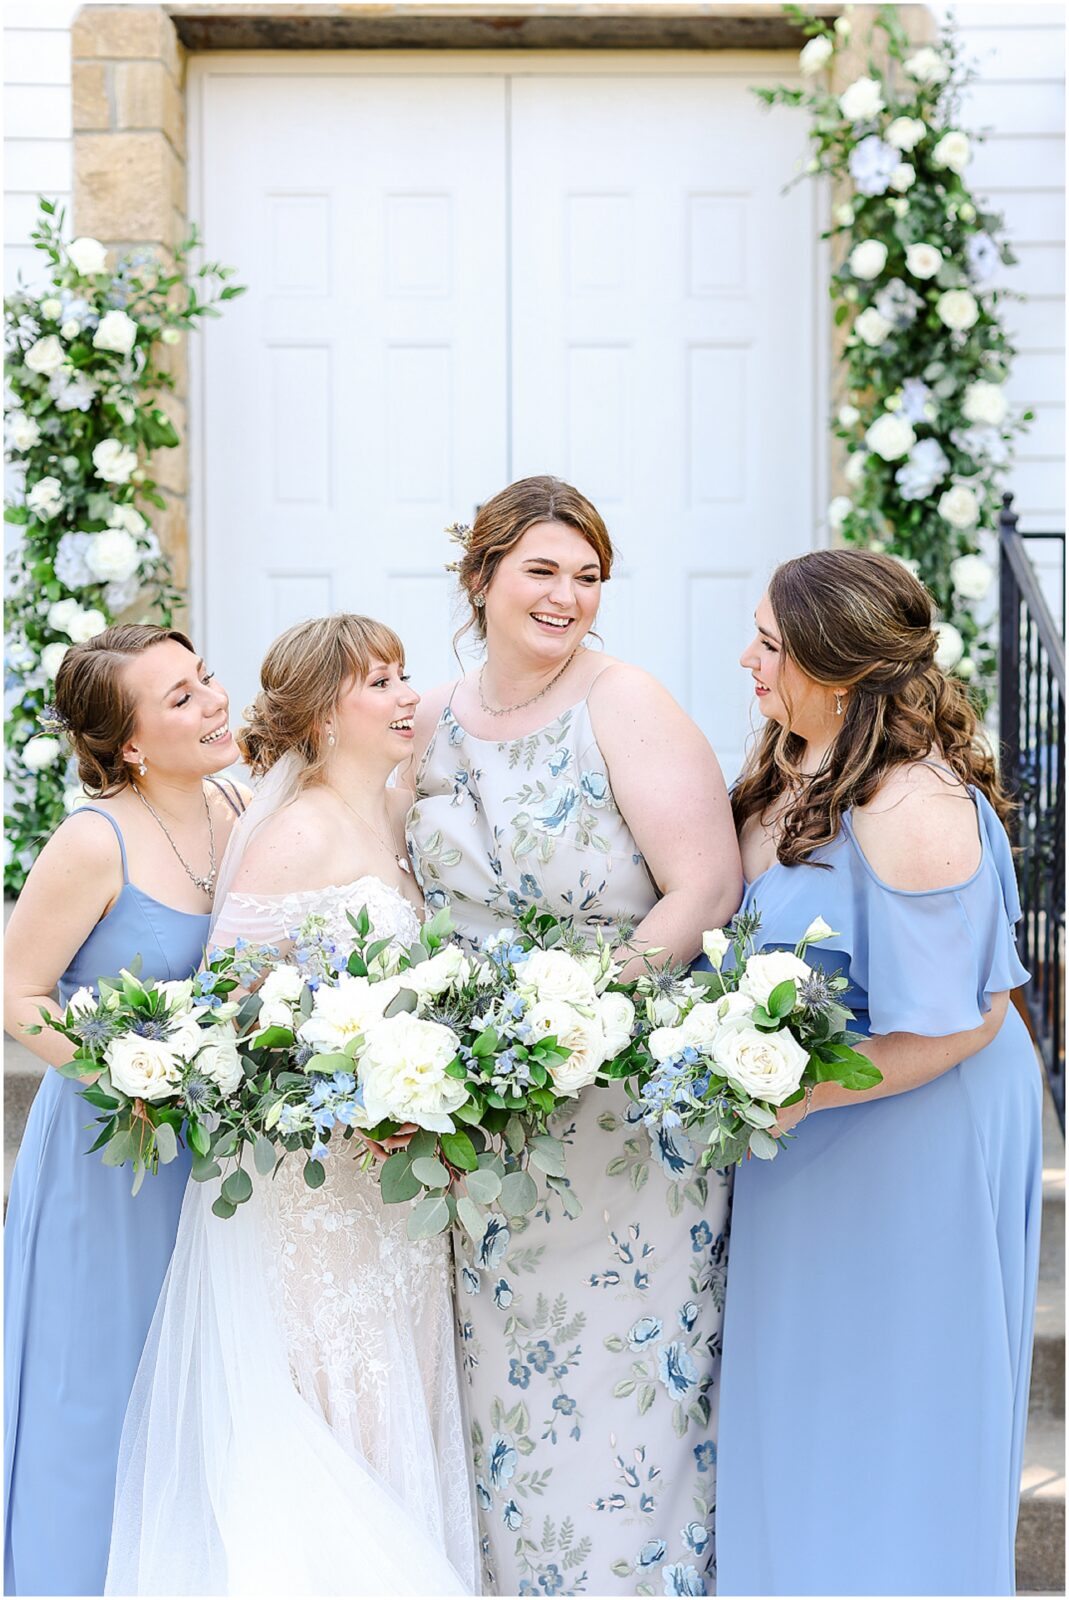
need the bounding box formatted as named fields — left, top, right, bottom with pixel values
left=106, top=877, right=478, bottom=1597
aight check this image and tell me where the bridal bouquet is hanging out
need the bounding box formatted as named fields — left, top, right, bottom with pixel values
left=635, top=910, right=882, bottom=1166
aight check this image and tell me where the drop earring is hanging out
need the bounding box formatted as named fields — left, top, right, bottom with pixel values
left=327, top=730, right=336, bottom=747
left=138, top=757, right=147, bottom=776
left=834, top=692, right=844, bottom=718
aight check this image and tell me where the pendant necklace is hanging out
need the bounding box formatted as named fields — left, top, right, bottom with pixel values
left=330, top=788, right=412, bottom=875
left=135, top=786, right=217, bottom=896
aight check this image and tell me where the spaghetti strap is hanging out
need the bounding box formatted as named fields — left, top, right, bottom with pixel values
left=206, top=774, right=245, bottom=816
left=73, top=806, right=130, bottom=883
left=444, top=679, right=463, bottom=713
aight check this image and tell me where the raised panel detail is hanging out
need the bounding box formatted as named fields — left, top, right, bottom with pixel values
left=593, top=569, right=635, bottom=662
left=688, top=195, right=747, bottom=296
left=385, top=195, right=451, bottom=295
left=567, top=344, right=630, bottom=505
left=268, top=571, right=333, bottom=637
left=688, top=344, right=747, bottom=506
left=269, top=346, right=331, bottom=504
left=385, top=571, right=471, bottom=689
left=386, top=346, right=451, bottom=504
left=687, top=570, right=753, bottom=783
left=268, top=195, right=330, bottom=294
left=567, top=194, right=633, bottom=293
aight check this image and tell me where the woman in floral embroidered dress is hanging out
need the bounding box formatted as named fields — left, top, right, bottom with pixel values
left=405, top=477, right=742, bottom=1597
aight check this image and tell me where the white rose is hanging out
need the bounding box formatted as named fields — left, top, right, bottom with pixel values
left=22, top=734, right=62, bottom=771
left=66, top=606, right=107, bottom=644
left=85, top=528, right=141, bottom=583
left=646, top=991, right=687, bottom=1028
left=48, top=597, right=81, bottom=634
left=799, top=35, right=834, bottom=75
left=828, top=495, right=852, bottom=532
left=108, top=503, right=147, bottom=535
left=905, top=242, right=942, bottom=280
left=27, top=476, right=64, bottom=519
left=963, top=380, right=1007, bottom=427
left=849, top=239, right=888, bottom=281
left=886, top=116, right=926, bottom=152
left=648, top=1024, right=686, bottom=1063
left=838, top=404, right=860, bottom=428
left=68, top=236, right=108, bottom=276
left=39, top=297, right=62, bottom=320
left=41, top=641, right=69, bottom=679
left=934, top=623, right=964, bottom=672
left=161, top=327, right=181, bottom=346
left=702, top=929, right=731, bottom=969
left=259, top=964, right=306, bottom=1007
left=711, top=1024, right=809, bottom=1107
left=680, top=1002, right=733, bottom=1052
left=195, top=1031, right=244, bottom=1097
left=889, top=163, right=916, bottom=193
left=297, top=972, right=403, bottom=1053
left=738, top=950, right=812, bottom=1009
left=854, top=306, right=892, bottom=347
left=24, top=335, right=66, bottom=375
left=844, top=451, right=868, bottom=488
left=256, top=998, right=298, bottom=1034
left=515, top=947, right=597, bottom=1008
left=938, top=484, right=981, bottom=529
left=937, top=289, right=979, bottom=331
left=8, top=413, right=41, bottom=451
left=67, top=985, right=97, bottom=1017
left=839, top=76, right=885, bottom=121
left=834, top=202, right=855, bottom=228
left=93, top=310, right=138, bottom=356
left=905, top=46, right=950, bottom=85
left=92, top=438, right=138, bottom=484
left=959, top=202, right=976, bottom=224
left=865, top=412, right=915, bottom=462
left=950, top=553, right=993, bottom=600
left=158, top=979, right=195, bottom=1011
left=60, top=320, right=81, bottom=342
left=932, top=131, right=971, bottom=174
left=543, top=1011, right=609, bottom=1096
left=105, top=1034, right=182, bottom=1102
left=166, top=1014, right=205, bottom=1061
left=802, top=916, right=836, bottom=943
left=358, top=1013, right=467, bottom=1131
left=403, top=944, right=470, bottom=1001
left=597, top=992, right=636, bottom=1058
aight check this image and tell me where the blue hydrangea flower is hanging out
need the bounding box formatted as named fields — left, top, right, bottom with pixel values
left=658, top=1341, right=698, bottom=1398
left=508, top=1358, right=530, bottom=1389
left=638, top=1540, right=667, bottom=1569
left=493, top=1278, right=513, bottom=1308
left=487, top=1434, right=517, bottom=1488
left=690, top=1220, right=713, bottom=1252
left=527, top=1340, right=555, bottom=1372
left=663, top=1562, right=706, bottom=1596
left=693, top=1439, right=717, bottom=1473
left=627, top=1315, right=663, bottom=1349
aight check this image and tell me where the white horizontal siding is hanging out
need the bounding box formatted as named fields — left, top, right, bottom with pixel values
left=3, top=0, right=78, bottom=295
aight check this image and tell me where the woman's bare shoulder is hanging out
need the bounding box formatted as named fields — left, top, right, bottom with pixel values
left=851, top=760, right=980, bottom=890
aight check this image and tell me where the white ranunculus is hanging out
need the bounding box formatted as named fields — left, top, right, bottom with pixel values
left=48, top=597, right=81, bottom=634
left=834, top=202, right=855, bottom=228
left=93, top=438, right=138, bottom=484
left=66, top=607, right=107, bottom=644
left=22, top=734, right=62, bottom=771
left=8, top=413, right=41, bottom=451
left=298, top=972, right=403, bottom=1053
left=839, top=75, right=884, bottom=121
left=828, top=495, right=853, bottom=532
left=854, top=306, right=892, bottom=347
left=195, top=1030, right=244, bottom=1097
left=93, top=310, right=138, bottom=356
left=738, top=950, right=812, bottom=1009
left=40, top=641, right=70, bottom=679
left=403, top=944, right=471, bottom=1001
left=950, top=553, right=993, bottom=600
left=844, top=451, right=868, bottom=488
left=938, top=484, right=981, bottom=530
left=27, top=476, right=64, bottom=519
left=39, top=296, right=62, bottom=320
left=702, top=929, right=731, bottom=969
left=905, top=242, right=942, bottom=280
left=963, top=380, right=1007, bottom=427
left=68, top=236, right=108, bottom=276
left=905, top=46, right=950, bottom=85
left=799, top=34, right=834, bottom=74
left=259, top=964, right=306, bottom=1008
left=514, top=948, right=597, bottom=1009
left=932, top=131, right=971, bottom=174
left=105, top=1035, right=182, bottom=1102
left=934, top=623, right=965, bottom=672
left=161, top=326, right=181, bottom=346
left=956, top=657, right=977, bottom=681
left=358, top=1013, right=467, bottom=1131
left=85, top=528, right=141, bottom=583
left=711, top=1023, right=809, bottom=1106
left=24, top=335, right=66, bottom=374
left=838, top=404, right=860, bottom=428
left=60, top=321, right=80, bottom=344
left=889, top=163, right=916, bottom=193
left=107, top=503, right=147, bottom=535
left=886, top=116, right=926, bottom=152
left=597, top=992, right=636, bottom=1058
left=865, top=412, right=915, bottom=462
left=937, top=289, right=979, bottom=331
left=849, top=239, right=888, bottom=281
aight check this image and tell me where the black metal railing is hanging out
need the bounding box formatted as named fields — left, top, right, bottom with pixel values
left=998, top=493, right=1065, bottom=1128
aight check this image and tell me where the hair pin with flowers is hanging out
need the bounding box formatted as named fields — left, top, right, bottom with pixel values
left=443, top=519, right=473, bottom=575
left=37, top=702, right=70, bottom=736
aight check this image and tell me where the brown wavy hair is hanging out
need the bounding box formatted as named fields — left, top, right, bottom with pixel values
left=239, top=613, right=405, bottom=780
left=732, top=548, right=1011, bottom=867
left=454, top=475, right=616, bottom=647
left=53, top=623, right=195, bottom=795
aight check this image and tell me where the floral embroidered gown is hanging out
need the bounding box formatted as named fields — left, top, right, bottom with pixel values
left=408, top=696, right=731, bottom=1598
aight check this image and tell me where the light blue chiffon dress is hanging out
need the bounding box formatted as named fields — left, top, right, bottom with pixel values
left=715, top=783, right=1043, bottom=1597
left=4, top=793, right=238, bottom=1596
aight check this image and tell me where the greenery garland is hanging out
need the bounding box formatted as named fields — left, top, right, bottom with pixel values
left=4, top=201, right=244, bottom=895
left=758, top=3, right=1031, bottom=705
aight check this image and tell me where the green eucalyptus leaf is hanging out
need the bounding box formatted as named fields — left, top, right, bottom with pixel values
left=499, top=1169, right=538, bottom=1216
left=465, top=1167, right=503, bottom=1205
left=221, top=1166, right=253, bottom=1205
left=380, top=1150, right=421, bottom=1203
left=253, top=1136, right=277, bottom=1176
left=411, top=1155, right=451, bottom=1189
left=155, top=1121, right=178, bottom=1164
left=407, top=1194, right=451, bottom=1240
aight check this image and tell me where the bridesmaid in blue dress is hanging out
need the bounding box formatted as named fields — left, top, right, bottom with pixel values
left=714, top=551, right=1042, bottom=1597
left=3, top=624, right=246, bottom=1596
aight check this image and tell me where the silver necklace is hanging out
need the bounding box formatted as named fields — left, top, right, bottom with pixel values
left=329, top=788, right=412, bottom=875
left=478, top=649, right=580, bottom=718
left=135, top=786, right=217, bottom=896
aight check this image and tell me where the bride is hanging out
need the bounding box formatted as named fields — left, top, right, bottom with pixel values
left=106, top=615, right=478, bottom=1596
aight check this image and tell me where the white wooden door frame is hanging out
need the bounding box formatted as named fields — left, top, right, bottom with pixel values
left=186, top=48, right=831, bottom=646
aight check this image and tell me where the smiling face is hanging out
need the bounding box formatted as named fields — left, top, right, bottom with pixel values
left=331, top=657, right=420, bottom=765
left=121, top=638, right=238, bottom=779
left=481, top=521, right=602, bottom=663
left=739, top=591, right=836, bottom=740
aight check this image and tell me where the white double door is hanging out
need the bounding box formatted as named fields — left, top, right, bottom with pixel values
left=194, top=60, right=816, bottom=780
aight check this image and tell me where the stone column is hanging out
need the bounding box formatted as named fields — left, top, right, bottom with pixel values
left=71, top=5, right=190, bottom=590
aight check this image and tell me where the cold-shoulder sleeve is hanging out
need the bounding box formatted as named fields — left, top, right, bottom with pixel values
left=839, top=791, right=1030, bottom=1038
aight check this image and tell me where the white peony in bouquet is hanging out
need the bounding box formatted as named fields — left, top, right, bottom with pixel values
left=635, top=910, right=882, bottom=1166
